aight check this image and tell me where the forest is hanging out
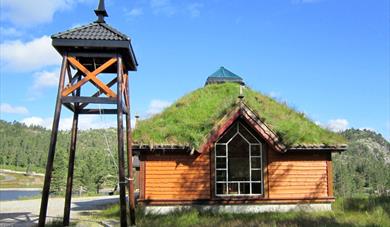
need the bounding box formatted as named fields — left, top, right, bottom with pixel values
left=0, top=120, right=389, bottom=196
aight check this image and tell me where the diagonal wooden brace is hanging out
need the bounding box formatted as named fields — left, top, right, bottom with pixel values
left=62, top=57, right=117, bottom=97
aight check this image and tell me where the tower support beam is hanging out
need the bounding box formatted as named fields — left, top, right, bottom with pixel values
left=125, top=76, right=136, bottom=225
left=116, top=55, right=128, bottom=227
left=38, top=54, right=68, bottom=227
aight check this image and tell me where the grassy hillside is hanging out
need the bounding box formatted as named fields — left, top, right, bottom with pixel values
left=133, top=83, right=345, bottom=149
left=0, top=171, right=43, bottom=188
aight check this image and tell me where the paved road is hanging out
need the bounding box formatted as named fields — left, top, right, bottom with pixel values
left=0, top=195, right=119, bottom=226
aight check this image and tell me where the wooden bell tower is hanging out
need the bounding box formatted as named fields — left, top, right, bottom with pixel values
left=38, top=0, right=137, bottom=226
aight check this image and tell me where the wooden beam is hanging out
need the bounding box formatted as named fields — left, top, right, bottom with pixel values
left=139, top=157, right=145, bottom=200
left=63, top=103, right=75, bottom=112
left=63, top=112, right=79, bottom=226
left=123, top=73, right=129, bottom=109
left=62, top=96, right=117, bottom=104
left=38, top=54, right=68, bottom=227
left=125, top=70, right=136, bottom=225
left=326, top=153, right=334, bottom=197
left=116, top=55, right=128, bottom=227
left=78, top=109, right=124, bottom=115
left=79, top=77, right=117, bottom=109
left=62, top=57, right=117, bottom=97
left=68, top=52, right=117, bottom=58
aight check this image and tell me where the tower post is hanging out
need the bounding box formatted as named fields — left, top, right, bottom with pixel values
left=63, top=76, right=81, bottom=226
left=38, top=54, right=68, bottom=226
left=125, top=73, right=136, bottom=225
left=116, top=55, right=128, bottom=226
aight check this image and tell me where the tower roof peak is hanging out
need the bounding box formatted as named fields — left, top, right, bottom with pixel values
left=94, top=0, right=108, bottom=23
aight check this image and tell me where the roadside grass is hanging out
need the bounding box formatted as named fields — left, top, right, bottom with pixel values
left=0, top=171, right=43, bottom=188
left=0, top=164, right=45, bottom=174
left=95, top=196, right=390, bottom=227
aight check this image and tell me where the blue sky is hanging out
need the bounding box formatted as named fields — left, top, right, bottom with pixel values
left=0, top=0, right=389, bottom=140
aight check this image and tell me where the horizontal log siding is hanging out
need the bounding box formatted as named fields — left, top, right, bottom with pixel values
left=144, top=153, right=210, bottom=200
left=267, top=149, right=329, bottom=199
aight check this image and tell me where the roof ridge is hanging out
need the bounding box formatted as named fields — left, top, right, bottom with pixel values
left=100, top=23, right=129, bottom=40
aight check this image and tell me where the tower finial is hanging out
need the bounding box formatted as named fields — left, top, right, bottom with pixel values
left=95, top=0, right=108, bottom=23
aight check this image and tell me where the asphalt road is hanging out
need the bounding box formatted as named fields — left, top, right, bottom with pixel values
left=0, top=195, right=119, bottom=226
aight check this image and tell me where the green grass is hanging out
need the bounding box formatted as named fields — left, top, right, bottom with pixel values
left=133, top=83, right=345, bottom=149
left=0, top=164, right=45, bottom=174
left=95, top=196, right=390, bottom=227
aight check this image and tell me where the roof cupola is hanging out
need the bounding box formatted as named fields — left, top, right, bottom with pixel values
left=205, top=66, right=245, bottom=86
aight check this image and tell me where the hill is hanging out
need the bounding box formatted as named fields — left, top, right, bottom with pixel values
left=0, top=120, right=118, bottom=194
left=333, top=129, right=390, bottom=196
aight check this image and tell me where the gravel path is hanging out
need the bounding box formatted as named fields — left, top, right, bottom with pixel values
left=0, top=195, right=119, bottom=226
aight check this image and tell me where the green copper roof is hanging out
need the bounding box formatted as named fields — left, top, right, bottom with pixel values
left=205, top=67, right=244, bottom=85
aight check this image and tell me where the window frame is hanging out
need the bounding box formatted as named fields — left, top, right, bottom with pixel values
left=215, top=121, right=264, bottom=197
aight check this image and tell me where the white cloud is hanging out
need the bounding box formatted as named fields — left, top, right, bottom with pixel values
left=0, top=36, right=61, bottom=72
left=150, top=0, right=176, bottom=16
left=32, top=68, right=60, bottom=89
left=21, top=115, right=117, bottom=131
left=21, top=116, right=46, bottom=127
left=127, top=8, right=144, bottom=17
left=0, top=103, right=29, bottom=115
left=324, top=119, right=349, bottom=132
left=146, top=99, right=171, bottom=116
left=0, top=0, right=89, bottom=27
left=187, top=3, right=203, bottom=17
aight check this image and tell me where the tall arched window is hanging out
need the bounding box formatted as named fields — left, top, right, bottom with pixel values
left=215, top=120, right=263, bottom=196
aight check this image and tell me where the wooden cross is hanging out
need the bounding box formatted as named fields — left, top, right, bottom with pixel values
left=62, top=57, right=117, bottom=98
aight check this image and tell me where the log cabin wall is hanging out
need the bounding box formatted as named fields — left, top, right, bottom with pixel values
left=267, top=149, right=331, bottom=199
left=142, top=152, right=211, bottom=200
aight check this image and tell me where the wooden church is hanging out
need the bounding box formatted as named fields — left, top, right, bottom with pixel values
left=133, top=67, right=347, bottom=213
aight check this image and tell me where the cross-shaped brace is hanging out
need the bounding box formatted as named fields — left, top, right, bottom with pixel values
left=62, top=57, right=117, bottom=98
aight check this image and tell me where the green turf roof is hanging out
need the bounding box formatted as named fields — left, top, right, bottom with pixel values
left=133, top=83, right=346, bottom=150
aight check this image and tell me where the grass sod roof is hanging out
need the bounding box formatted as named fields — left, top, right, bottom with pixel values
left=133, top=83, right=346, bottom=150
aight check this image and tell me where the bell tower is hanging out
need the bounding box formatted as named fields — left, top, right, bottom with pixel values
left=38, top=0, right=137, bottom=226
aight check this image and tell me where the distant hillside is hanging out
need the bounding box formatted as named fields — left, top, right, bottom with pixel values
left=0, top=120, right=118, bottom=193
left=342, top=129, right=390, bottom=163
left=333, top=129, right=390, bottom=196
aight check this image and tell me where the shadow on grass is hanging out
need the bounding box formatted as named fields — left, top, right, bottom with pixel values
left=134, top=208, right=356, bottom=227
left=335, top=196, right=390, bottom=216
